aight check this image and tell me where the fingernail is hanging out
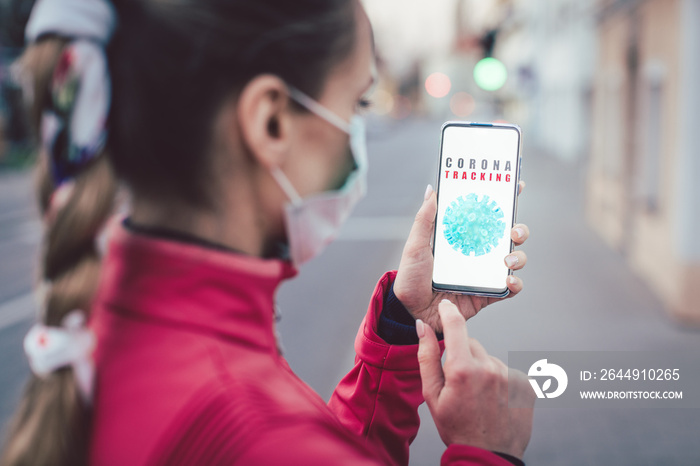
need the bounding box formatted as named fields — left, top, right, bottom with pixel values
left=416, top=319, right=425, bottom=339
left=424, top=184, right=434, bottom=201
left=505, top=255, right=519, bottom=267
left=508, top=275, right=518, bottom=285
left=513, top=227, right=524, bottom=239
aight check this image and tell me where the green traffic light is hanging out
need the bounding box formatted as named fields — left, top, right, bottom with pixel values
left=474, top=58, right=507, bottom=91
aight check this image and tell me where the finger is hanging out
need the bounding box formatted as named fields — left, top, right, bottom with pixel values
left=405, top=185, right=438, bottom=251
left=417, top=319, right=444, bottom=405
left=504, top=251, right=527, bottom=271
left=438, top=299, right=471, bottom=366
left=518, top=180, right=525, bottom=195
left=505, top=275, right=523, bottom=297
left=468, top=337, right=489, bottom=362
left=511, top=224, right=529, bottom=245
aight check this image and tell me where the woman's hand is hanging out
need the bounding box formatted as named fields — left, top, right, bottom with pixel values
left=417, top=300, right=535, bottom=457
left=394, top=182, right=529, bottom=332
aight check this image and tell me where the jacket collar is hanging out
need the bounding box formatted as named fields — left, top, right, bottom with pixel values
left=94, top=220, right=298, bottom=354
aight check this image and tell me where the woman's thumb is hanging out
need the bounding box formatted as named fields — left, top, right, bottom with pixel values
left=406, top=185, right=437, bottom=249
left=416, top=319, right=444, bottom=405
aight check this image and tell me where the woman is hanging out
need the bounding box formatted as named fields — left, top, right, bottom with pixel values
left=2, top=0, right=535, bottom=465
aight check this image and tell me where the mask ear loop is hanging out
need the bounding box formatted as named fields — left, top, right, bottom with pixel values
left=274, top=86, right=355, bottom=206
left=270, top=167, right=303, bottom=206
left=286, top=85, right=350, bottom=134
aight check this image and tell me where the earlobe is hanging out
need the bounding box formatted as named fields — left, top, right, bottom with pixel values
left=236, top=74, right=292, bottom=170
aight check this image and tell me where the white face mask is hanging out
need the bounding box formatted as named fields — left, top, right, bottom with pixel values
left=270, top=86, right=368, bottom=267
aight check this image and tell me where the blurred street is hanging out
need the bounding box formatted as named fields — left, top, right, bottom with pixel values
left=1, top=116, right=699, bottom=465
left=0, top=169, right=39, bottom=429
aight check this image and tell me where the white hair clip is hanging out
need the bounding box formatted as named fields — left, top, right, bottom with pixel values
left=23, top=310, right=96, bottom=404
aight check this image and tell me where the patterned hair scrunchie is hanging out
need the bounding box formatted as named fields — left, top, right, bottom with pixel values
left=41, top=41, right=110, bottom=183
left=25, top=0, right=116, bottom=185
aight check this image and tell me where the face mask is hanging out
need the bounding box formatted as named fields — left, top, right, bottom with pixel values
left=270, top=86, right=368, bottom=267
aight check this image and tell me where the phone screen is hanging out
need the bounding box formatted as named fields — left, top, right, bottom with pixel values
left=432, top=123, right=521, bottom=296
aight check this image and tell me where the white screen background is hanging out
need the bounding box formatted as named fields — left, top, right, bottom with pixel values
left=432, top=125, right=520, bottom=291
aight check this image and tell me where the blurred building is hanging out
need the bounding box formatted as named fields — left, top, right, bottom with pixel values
left=586, top=0, right=700, bottom=323
left=464, top=0, right=597, bottom=161
left=418, top=0, right=598, bottom=154
left=512, top=0, right=597, bottom=162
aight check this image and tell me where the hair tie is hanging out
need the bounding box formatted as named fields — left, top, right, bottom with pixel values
left=23, top=310, right=96, bottom=403
left=24, top=0, right=116, bottom=185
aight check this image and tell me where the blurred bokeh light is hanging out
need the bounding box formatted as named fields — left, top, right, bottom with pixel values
left=473, top=57, right=507, bottom=91
left=449, top=91, right=476, bottom=117
left=369, top=89, right=395, bottom=116
left=424, top=72, right=452, bottom=98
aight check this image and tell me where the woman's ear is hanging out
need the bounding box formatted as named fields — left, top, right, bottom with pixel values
left=236, top=74, right=293, bottom=170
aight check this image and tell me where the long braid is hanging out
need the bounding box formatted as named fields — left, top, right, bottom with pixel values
left=0, top=39, right=117, bottom=466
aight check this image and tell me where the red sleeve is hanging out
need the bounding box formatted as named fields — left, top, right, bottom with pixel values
left=328, top=271, right=517, bottom=466
left=328, top=271, right=430, bottom=466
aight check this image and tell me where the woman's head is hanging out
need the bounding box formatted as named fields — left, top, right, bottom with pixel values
left=2, top=0, right=373, bottom=464
left=111, top=0, right=375, bottom=255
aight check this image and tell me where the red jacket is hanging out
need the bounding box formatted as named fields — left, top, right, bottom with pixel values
left=89, top=222, right=515, bottom=465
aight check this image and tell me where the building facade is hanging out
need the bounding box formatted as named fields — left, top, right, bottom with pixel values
left=586, top=0, right=700, bottom=323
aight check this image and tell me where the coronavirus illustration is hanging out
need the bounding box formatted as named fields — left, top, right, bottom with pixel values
left=443, top=193, right=505, bottom=256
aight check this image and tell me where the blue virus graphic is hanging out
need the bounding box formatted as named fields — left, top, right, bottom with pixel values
left=443, top=193, right=505, bottom=256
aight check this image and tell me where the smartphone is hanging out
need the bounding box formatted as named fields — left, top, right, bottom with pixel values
left=432, top=122, right=522, bottom=297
